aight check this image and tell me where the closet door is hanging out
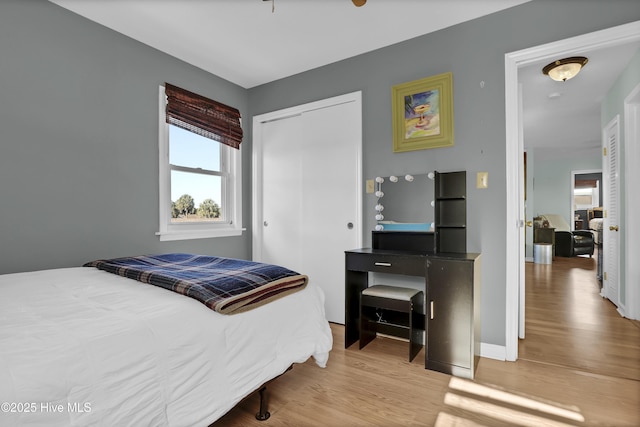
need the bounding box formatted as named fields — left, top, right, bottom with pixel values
left=254, top=93, right=362, bottom=324
left=603, top=116, right=620, bottom=307
left=259, top=115, right=304, bottom=273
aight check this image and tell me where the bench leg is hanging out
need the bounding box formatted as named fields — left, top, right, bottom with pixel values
left=409, top=309, right=423, bottom=362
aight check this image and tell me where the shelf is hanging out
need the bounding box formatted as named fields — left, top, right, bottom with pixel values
left=434, top=170, right=466, bottom=254
left=435, top=196, right=466, bottom=201
left=364, top=320, right=410, bottom=330
left=372, top=231, right=435, bottom=252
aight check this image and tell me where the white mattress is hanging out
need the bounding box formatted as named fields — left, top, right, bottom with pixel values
left=0, top=267, right=333, bottom=426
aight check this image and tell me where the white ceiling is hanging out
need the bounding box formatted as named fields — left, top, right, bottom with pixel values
left=520, top=41, right=640, bottom=150
left=49, top=0, right=531, bottom=89
left=48, top=0, right=639, bottom=150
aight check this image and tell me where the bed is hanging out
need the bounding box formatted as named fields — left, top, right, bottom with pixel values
left=589, top=218, right=604, bottom=244
left=0, top=254, right=333, bottom=426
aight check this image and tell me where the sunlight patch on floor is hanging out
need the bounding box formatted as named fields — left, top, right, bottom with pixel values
left=434, top=377, right=585, bottom=427
left=434, top=412, right=489, bottom=426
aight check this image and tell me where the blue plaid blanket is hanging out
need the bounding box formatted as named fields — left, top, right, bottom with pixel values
left=84, top=253, right=308, bottom=314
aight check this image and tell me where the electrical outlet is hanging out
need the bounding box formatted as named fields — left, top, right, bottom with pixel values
left=366, top=179, right=375, bottom=193
left=476, top=172, right=488, bottom=189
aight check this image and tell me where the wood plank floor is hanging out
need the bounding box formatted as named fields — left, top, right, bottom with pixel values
left=214, top=253, right=640, bottom=426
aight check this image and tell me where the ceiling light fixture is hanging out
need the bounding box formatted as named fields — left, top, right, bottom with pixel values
left=352, top=0, right=367, bottom=6
left=542, top=56, right=588, bottom=82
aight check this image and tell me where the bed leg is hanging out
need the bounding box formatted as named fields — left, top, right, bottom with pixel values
left=255, top=386, right=270, bottom=421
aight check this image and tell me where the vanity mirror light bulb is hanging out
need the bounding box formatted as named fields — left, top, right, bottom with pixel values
left=374, top=224, right=384, bottom=231
left=375, top=204, right=384, bottom=212
left=427, top=172, right=435, bottom=180
left=430, top=200, right=435, bottom=207
left=375, top=214, right=384, bottom=221
left=375, top=190, right=384, bottom=198
left=405, top=174, right=414, bottom=182
left=389, top=175, right=398, bottom=182
left=375, top=176, right=384, bottom=183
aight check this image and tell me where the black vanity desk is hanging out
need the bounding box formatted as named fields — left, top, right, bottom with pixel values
left=345, top=232, right=481, bottom=379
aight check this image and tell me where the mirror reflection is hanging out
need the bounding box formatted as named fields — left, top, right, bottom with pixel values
left=374, top=173, right=435, bottom=231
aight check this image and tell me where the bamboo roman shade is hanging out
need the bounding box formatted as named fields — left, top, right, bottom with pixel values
left=165, top=83, right=243, bottom=149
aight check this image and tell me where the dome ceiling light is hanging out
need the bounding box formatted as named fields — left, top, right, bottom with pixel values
left=542, top=56, right=589, bottom=82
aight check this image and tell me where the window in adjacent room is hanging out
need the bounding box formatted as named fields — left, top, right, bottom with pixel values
left=574, top=180, right=600, bottom=209
left=157, top=83, right=244, bottom=241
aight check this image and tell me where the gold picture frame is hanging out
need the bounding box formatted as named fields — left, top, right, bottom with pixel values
left=391, top=72, right=454, bottom=152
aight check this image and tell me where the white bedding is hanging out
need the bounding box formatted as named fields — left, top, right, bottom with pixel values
left=589, top=218, right=603, bottom=244
left=0, top=267, right=333, bottom=426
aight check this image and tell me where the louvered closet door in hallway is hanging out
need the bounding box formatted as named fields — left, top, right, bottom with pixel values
left=603, top=116, right=620, bottom=307
left=253, top=93, right=362, bottom=324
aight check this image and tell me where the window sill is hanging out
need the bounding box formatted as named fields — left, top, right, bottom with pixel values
left=156, top=227, right=245, bottom=241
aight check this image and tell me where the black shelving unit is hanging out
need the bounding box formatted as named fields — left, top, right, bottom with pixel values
left=435, top=171, right=467, bottom=253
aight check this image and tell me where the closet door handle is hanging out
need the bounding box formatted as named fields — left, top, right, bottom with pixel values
left=374, top=262, right=391, bottom=267
left=430, top=301, right=434, bottom=319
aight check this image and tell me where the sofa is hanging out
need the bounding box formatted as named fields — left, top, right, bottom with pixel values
left=538, top=214, right=594, bottom=257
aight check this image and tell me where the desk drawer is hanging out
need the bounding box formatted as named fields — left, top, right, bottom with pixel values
left=346, top=253, right=426, bottom=276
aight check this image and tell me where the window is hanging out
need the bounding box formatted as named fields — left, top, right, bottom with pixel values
left=157, top=84, right=244, bottom=241
left=574, top=178, right=600, bottom=210
left=574, top=187, right=599, bottom=209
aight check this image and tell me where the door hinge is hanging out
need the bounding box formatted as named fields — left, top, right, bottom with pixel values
left=604, top=271, right=607, bottom=281
left=603, top=147, right=607, bottom=156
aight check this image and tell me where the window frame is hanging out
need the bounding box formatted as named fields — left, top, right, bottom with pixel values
left=156, top=85, right=243, bottom=241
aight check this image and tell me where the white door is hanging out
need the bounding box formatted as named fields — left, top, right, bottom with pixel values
left=253, top=92, right=362, bottom=324
left=259, top=114, right=305, bottom=272
left=603, top=116, right=620, bottom=307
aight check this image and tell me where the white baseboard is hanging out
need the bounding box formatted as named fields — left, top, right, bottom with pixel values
left=480, top=342, right=506, bottom=361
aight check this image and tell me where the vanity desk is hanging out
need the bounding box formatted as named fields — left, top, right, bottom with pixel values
left=345, top=232, right=481, bottom=379
left=346, top=170, right=480, bottom=379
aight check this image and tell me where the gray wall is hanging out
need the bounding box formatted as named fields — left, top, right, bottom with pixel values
left=531, top=148, right=601, bottom=220
left=0, top=0, right=251, bottom=274
left=247, top=0, right=640, bottom=346
left=524, top=148, right=601, bottom=258
left=526, top=147, right=602, bottom=258
left=1, top=0, right=639, bottom=348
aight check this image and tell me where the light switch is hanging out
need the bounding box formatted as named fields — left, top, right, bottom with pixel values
left=366, top=179, right=375, bottom=194
left=476, top=172, right=488, bottom=189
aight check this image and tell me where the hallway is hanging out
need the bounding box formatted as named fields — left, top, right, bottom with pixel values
left=520, top=253, right=640, bottom=381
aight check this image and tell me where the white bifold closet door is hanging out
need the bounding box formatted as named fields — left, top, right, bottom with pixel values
left=254, top=93, right=362, bottom=324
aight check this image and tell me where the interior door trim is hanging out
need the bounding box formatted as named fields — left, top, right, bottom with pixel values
left=504, top=20, right=640, bottom=362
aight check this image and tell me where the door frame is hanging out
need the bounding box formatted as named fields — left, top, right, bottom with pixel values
left=251, top=91, right=363, bottom=261
left=504, top=21, right=640, bottom=361
left=571, top=169, right=602, bottom=231
left=623, top=83, right=640, bottom=320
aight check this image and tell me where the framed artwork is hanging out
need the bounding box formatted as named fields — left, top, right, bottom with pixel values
left=391, top=72, right=454, bottom=153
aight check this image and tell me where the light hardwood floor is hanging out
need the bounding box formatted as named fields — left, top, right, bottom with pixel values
left=214, top=253, right=640, bottom=426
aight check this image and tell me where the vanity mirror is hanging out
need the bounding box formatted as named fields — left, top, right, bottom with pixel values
left=374, top=173, right=435, bottom=231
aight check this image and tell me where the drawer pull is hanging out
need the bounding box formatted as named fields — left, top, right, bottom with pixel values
left=430, top=301, right=434, bottom=319
left=374, top=262, right=392, bottom=267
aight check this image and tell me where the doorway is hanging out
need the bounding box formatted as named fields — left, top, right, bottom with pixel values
left=572, top=170, right=602, bottom=232
left=505, top=21, right=640, bottom=361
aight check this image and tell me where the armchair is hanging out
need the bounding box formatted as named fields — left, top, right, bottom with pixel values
left=540, top=214, right=594, bottom=257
